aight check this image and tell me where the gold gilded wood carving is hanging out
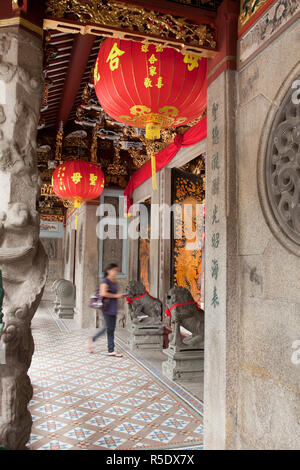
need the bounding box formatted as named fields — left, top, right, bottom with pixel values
left=45, top=0, right=217, bottom=52
left=106, top=148, right=127, bottom=176
left=172, top=171, right=205, bottom=305
left=238, top=0, right=271, bottom=33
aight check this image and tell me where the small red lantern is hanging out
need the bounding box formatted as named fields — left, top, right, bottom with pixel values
left=52, top=160, right=105, bottom=208
left=94, top=39, right=207, bottom=140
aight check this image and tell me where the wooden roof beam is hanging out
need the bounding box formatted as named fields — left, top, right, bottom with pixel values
left=56, top=33, right=95, bottom=127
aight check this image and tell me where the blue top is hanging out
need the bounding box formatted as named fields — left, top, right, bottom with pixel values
left=101, top=277, right=118, bottom=316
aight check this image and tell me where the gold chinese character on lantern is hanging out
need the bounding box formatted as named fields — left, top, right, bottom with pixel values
left=149, top=66, right=157, bottom=76
left=155, top=45, right=164, bottom=52
left=71, top=172, right=83, bottom=184
left=106, top=42, right=125, bottom=71
left=141, top=44, right=149, bottom=52
left=90, top=173, right=98, bottom=186
left=183, top=54, right=200, bottom=72
left=144, top=77, right=153, bottom=88
left=149, top=54, right=158, bottom=65
left=156, top=76, right=163, bottom=88
left=94, top=58, right=100, bottom=84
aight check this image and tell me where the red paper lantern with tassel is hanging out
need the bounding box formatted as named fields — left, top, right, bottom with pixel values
left=52, top=161, right=105, bottom=227
left=94, top=39, right=207, bottom=140
left=94, top=39, right=207, bottom=190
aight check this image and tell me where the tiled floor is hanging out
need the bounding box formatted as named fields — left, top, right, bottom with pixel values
left=27, top=307, right=203, bottom=450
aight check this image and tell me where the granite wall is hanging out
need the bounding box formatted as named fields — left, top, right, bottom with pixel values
left=204, top=0, right=300, bottom=450
left=235, top=10, right=300, bottom=449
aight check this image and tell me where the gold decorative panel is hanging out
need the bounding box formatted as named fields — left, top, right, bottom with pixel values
left=45, top=0, right=217, bottom=57
left=171, top=169, right=205, bottom=305
left=138, top=201, right=151, bottom=292
left=238, top=0, right=272, bottom=33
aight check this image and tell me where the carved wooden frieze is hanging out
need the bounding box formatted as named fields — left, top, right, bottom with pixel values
left=45, top=0, right=217, bottom=57
left=238, top=0, right=300, bottom=67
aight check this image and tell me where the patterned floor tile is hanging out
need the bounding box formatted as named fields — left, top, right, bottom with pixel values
left=161, top=417, right=188, bottom=430
left=105, top=376, right=126, bottom=384
left=28, top=399, right=39, bottom=406
left=112, top=385, right=135, bottom=393
left=89, top=382, right=112, bottom=390
left=35, top=391, right=58, bottom=400
left=64, top=427, right=95, bottom=441
left=136, top=390, right=158, bottom=399
left=59, top=409, right=88, bottom=421
left=83, top=371, right=105, bottom=378
left=52, top=384, right=77, bottom=392
left=31, top=414, right=40, bottom=422
left=160, top=394, right=175, bottom=403
left=118, top=370, right=139, bottom=378
left=114, top=422, right=144, bottom=435
left=146, top=429, right=176, bottom=443
left=175, top=408, right=194, bottom=418
left=99, top=392, right=121, bottom=401
left=148, top=383, right=162, bottom=391
left=127, top=379, right=148, bottom=386
left=75, top=388, right=97, bottom=397
left=80, top=400, right=105, bottom=410
left=93, top=435, right=126, bottom=449
left=27, top=434, right=44, bottom=445
left=35, top=404, right=62, bottom=415
left=148, top=402, right=172, bottom=412
left=85, top=416, right=115, bottom=428
left=36, top=420, right=67, bottom=432
left=55, top=396, right=82, bottom=405
left=71, top=378, right=92, bottom=385
left=37, top=441, right=73, bottom=450
left=132, top=411, right=159, bottom=423
left=194, top=425, right=204, bottom=434
left=105, top=405, right=131, bottom=416
left=28, top=307, right=204, bottom=450
left=121, top=397, right=146, bottom=407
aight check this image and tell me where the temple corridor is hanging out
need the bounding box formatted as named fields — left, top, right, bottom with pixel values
left=27, top=304, right=203, bottom=450
left=0, top=0, right=299, bottom=452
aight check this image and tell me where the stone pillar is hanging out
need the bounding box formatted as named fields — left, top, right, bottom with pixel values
left=159, top=167, right=172, bottom=303
left=203, top=0, right=239, bottom=450
left=149, top=172, right=161, bottom=298
left=64, top=222, right=76, bottom=283
left=0, top=22, right=47, bottom=450
left=72, top=202, right=99, bottom=329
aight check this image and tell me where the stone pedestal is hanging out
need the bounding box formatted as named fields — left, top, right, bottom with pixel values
left=129, top=324, right=164, bottom=351
left=162, top=346, right=204, bottom=381
left=57, top=306, right=74, bottom=319
left=52, top=279, right=75, bottom=319
left=51, top=279, right=64, bottom=314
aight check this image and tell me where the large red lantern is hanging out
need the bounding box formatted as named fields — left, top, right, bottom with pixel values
left=94, top=39, right=207, bottom=140
left=52, top=160, right=105, bottom=208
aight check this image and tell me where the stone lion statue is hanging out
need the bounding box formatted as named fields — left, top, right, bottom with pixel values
left=126, top=281, right=162, bottom=325
left=166, top=286, right=204, bottom=349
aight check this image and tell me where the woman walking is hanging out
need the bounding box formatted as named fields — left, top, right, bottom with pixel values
left=87, top=263, right=124, bottom=356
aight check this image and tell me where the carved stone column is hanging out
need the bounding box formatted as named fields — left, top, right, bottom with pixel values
left=0, top=25, right=47, bottom=450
